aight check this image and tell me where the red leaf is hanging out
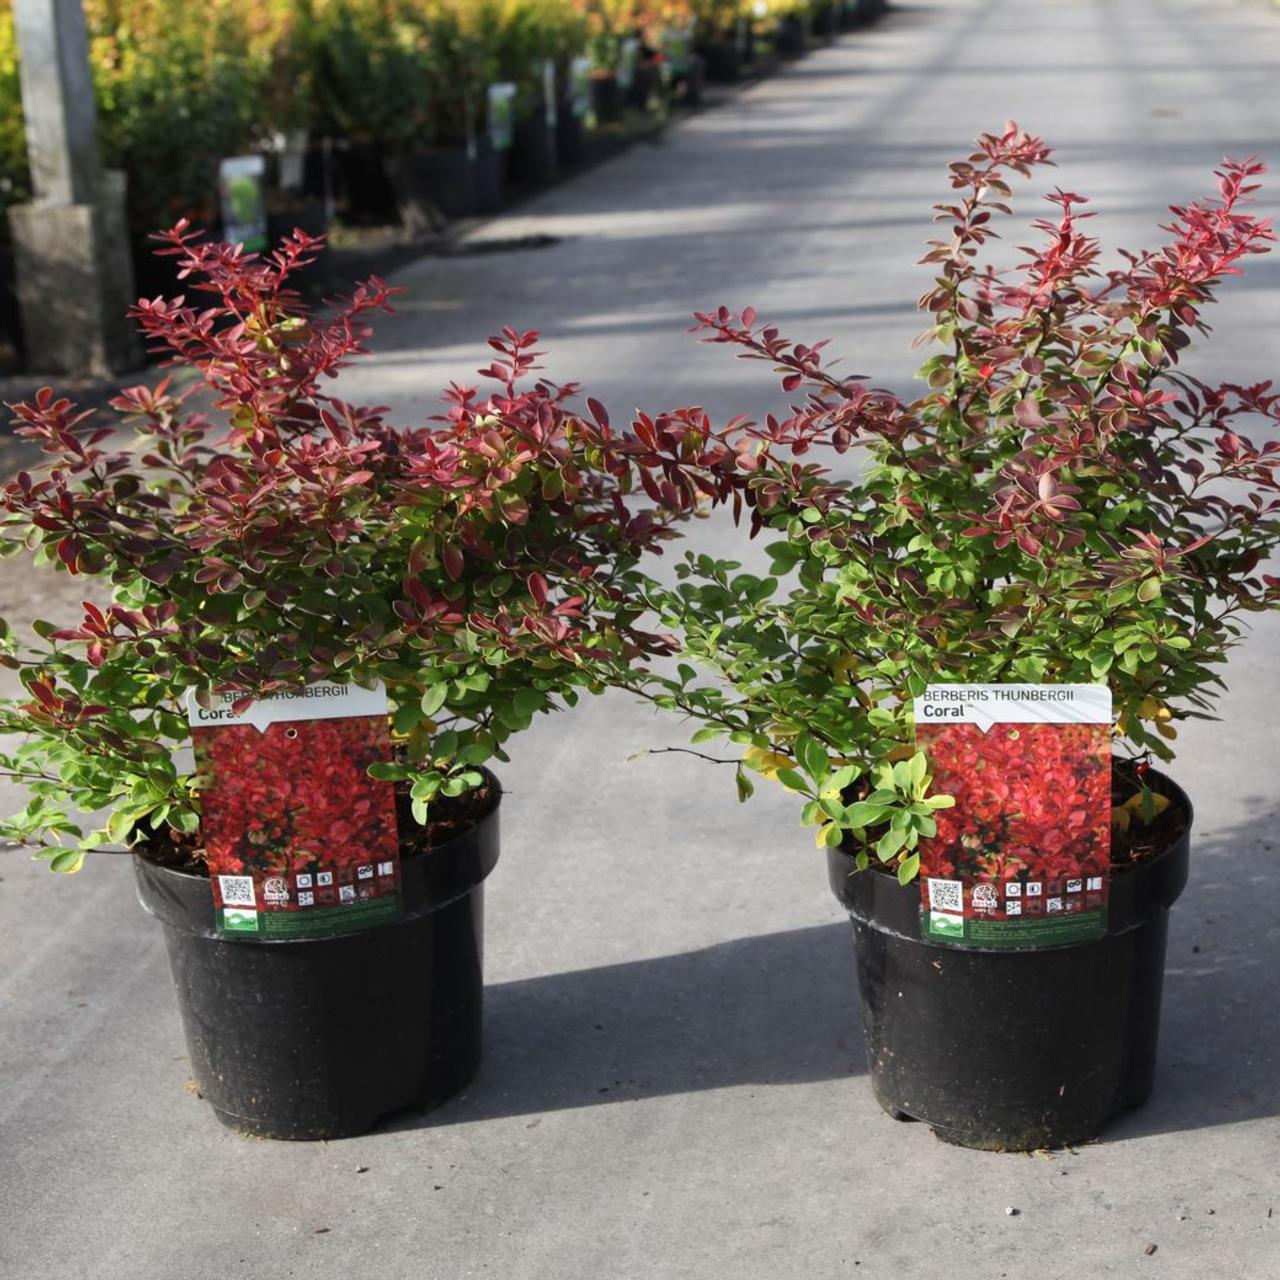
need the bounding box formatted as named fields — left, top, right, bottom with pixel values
left=442, top=544, right=464, bottom=582
left=586, top=397, right=610, bottom=431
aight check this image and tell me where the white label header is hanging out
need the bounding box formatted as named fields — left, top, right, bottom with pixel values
left=913, top=683, right=1112, bottom=733
left=187, top=681, right=389, bottom=734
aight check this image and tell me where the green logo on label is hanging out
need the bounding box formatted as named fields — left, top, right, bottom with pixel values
left=222, top=908, right=259, bottom=933
left=929, top=912, right=965, bottom=938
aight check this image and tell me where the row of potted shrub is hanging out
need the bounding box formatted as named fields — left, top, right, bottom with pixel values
left=0, top=1, right=888, bottom=361
left=2, top=126, right=1276, bottom=1151
left=0, top=1, right=887, bottom=244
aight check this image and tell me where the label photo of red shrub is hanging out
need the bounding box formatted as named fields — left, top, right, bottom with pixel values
left=188, top=683, right=401, bottom=940
left=913, top=684, right=1112, bottom=949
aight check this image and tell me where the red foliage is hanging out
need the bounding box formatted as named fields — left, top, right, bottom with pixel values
left=917, top=722, right=1111, bottom=882
left=194, top=716, right=398, bottom=886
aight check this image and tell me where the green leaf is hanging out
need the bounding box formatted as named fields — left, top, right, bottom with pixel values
left=513, top=688, right=543, bottom=720
left=774, top=768, right=810, bottom=794
left=167, top=809, right=200, bottom=835
left=735, top=767, right=754, bottom=803
left=896, top=852, right=920, bottom=885
left=824, top=764, right=860, bottom=793
left=845, top=801, right=889, bottom=829
left=1137, top=577, right=1162, bottom=603
left=690, top=726, right=723, bottom=744
left=907, top=750, right=928, bottom=794
left=796, top=734, right=827, bottom=781
left=420, top=684, right=448, bottom=717
left=925, top=793, right=955, bottom=809
left=410, top=775, right=441, bottom=801
left=48, top=847, right=87, bottom=874
left=105, top=807, right=139, bottom=845
left=876, top=827, right=907, bottom=862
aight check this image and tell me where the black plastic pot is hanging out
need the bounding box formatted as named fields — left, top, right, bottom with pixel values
left=813, top=2, right=840, bottom=40
left=135, top=782, right=501, bottom=1140
left=472, top=139, right=508, bottom=215
left=267, top=198, right=329, bottom=245
left=0, top=243, right=25, bottom=372
left=510, top=111, right=559, bottom=188
left=828, top=774, right=1191, bottom=1151
left=674, top=56, right=706, bottom=108
left=385, top=146, right=474, bottom=230
left=775, top=15, right=809, bottom=56
left=556, top=104, right=587, bottom=167
left=590, top=74, right=625, bottom=124
left=336, top=144, right=399, bottom=226
left=699, top=38, right=743, bottom=83
left=628, top=62, right=660, bottom=112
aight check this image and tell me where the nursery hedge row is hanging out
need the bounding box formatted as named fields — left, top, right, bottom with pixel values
left=0, top=1, right=878, bottom=239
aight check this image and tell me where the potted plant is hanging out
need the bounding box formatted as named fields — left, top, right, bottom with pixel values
left=765, top=0, right=810, bottom=55
left=583, top=0, right=631, bottom=124
left=0, top=226, right=714, bottom=1140
left=309, top=0, right=438, bottom=227
left=628, top=125, right=1280, bottom=1149
left=693, top=0, right=749, bottom=82
left=810, top=0, right=840, bottom=42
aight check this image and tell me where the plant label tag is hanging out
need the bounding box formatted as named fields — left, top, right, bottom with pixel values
left=218, top=155, right=268, bottom=253
left=543, top=59, right=558, bottom=128
left=912, top=684, right=1112, bottom=949
left=188, top=683, right=402, bottom=940
left=617, top=38, right=640, bottom=91
left=570, top=56, right=592, bottom=118
left=487, top=82, right=518, bottom=152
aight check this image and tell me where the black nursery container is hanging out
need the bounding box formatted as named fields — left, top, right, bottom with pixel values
left=699, top=37, right=744, bottom=83
left=590, top=74, right=625, bottom=124
left=828, top=774, right=1191, bottom=1150
left=556, top=104, right=587, bottom=167
left=135, top=784, right=501, bottom=1140
left=386, top=146, right=477, bottom=229
left=510, top=111, right=559, bottom=188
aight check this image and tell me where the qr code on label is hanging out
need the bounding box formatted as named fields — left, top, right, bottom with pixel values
left=218, top=875, right=256, bottom=908
left=927, top=879, right=964, bottom=912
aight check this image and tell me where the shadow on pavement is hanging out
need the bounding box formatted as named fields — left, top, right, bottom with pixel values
left=406, top=802, right=1280, bottom=1140
left=1102, top=802, right=1280, bottom=1143
left=398, top=921, right=866, bottom=1127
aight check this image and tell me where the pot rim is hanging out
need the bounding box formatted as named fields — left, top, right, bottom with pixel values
left=132, top=766, right=503, bottom=883
left=829, top=767, right=1192, bottom=950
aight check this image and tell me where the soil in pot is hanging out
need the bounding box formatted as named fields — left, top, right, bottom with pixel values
left=828, top=769, right=1192, bottom=1151
left=135, top=776, right=502, bottom=1140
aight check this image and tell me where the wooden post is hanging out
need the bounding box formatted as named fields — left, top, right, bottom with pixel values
left=8, top=0, right=139, bottom=375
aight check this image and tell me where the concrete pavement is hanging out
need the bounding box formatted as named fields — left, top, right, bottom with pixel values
left=2, top=2, right=1279, bottom=1277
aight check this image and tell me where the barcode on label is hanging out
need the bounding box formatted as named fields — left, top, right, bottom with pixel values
left=218, top=875, right=256, bottom=908
left=927, top=878, right=964, bottom=913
